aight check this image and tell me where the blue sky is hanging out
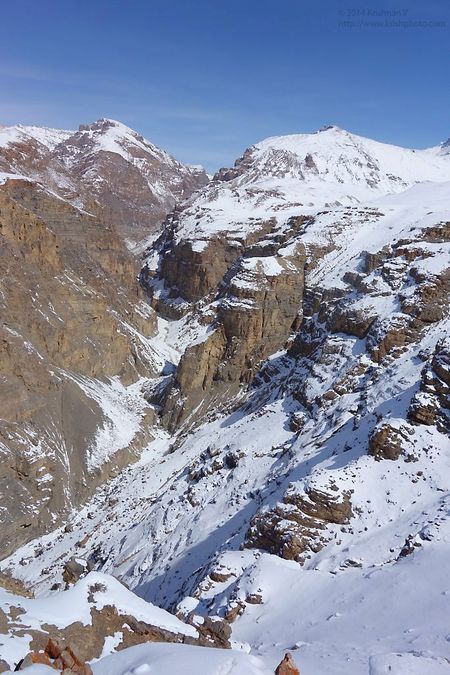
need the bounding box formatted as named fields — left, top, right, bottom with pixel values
left=0, top=0, right=449, bottom=171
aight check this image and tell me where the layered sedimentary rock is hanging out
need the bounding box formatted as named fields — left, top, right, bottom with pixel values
left=245, top=486, right=353, bottom=562
left=142, top=214, right=308, bottom=430
left=0, top=179, right=157, bottom=556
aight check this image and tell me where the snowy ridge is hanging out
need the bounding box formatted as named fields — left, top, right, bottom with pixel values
left=90, top=642, right=271, bottom=675
left=0, top=124, right=72, bottom=151
left=64, top=118, right=179, bottom=167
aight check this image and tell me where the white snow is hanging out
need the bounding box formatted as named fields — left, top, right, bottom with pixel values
left=90, top=642, right=271, bottom=675
left=0, top=171, right=32, bottom=184
left=67, top=375, right=148, bottom=472
left=241, top=256, right=285, bottom=276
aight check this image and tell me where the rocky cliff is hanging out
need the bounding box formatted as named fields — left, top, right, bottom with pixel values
left=0, top=176, right=159, bottom=557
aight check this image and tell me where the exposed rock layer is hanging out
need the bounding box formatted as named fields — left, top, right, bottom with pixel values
left=0, top=180, right=157, bottom=556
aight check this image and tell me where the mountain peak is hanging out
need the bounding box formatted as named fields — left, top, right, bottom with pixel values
left=78, top=118, right=129, bottom=134
left=0, top=118, right=208, bottom=239
left=316, top=124, right=344, bottom=133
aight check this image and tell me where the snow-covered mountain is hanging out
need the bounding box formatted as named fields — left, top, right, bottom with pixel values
left=155, top=125, right=450, bottom=250
left=1, top=126, right=450, bottom=675
left=0, top=119, right=208, bottom=241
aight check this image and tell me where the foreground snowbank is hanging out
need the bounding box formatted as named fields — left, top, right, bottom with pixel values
left=93, top=642, right=271, bottom=675
left=7, top=643, right=271, bottom=675
left=0, top=572, right=196, bottom=668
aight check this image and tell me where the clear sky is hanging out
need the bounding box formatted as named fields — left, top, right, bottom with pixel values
left=0, top=0, right=449, bottom=171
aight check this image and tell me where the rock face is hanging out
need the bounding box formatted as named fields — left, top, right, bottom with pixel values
left=0, top=178, right=158, bottom=556
left=0, top=119, right=208, bottom=241
left=409, top=338, right=450, bottom=433
left=143, top=214, right=307, bottom=430
left=160, top=251, right=305, bottom=430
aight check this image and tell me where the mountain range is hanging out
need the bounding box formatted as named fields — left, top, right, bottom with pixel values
left=0, top=120, right=449, bottom=675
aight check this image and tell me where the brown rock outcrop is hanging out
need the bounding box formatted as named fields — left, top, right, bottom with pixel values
left=245, top=486, right=352, bottom=562
left=275, top=652, right=300, bottom=675
left=368, top=424, right=404, bottom=461
left=367, top=315, right=417, bottom=363
left=17, top=637, right=92, bottom=675
left=195, top=616, right=231, bottom=649
left=7, top=602, right=229, bottom=671
left=421, top=221, right=450, bottom=243
left=409, top=338, right=450, bottom=433
left=401, top=269, right=450, bottom=324
left=159, top=236, right=242, bottom=305
left=330, top=305, right=377, bottom=338
left=0, top=572, right=33, bottom=598
left=160, top=247, right=305, bottom=430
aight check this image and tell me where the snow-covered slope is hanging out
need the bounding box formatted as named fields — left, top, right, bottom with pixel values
left=90, top=642, right=272, bottom=675
left=249, top=125, right=449, bottom=186
left=2, top=126, right=450, bottom=675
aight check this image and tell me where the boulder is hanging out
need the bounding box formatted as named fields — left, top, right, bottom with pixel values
left=368, top=424, right=403, bottom=461
left=197, top=616, right=231, bottom=649
left=63, top=559, right=86, bottom=586
left=330, top=306, right=377, bottom=338
left=17, top=653, right=48, bottom=670
left=275, top=652, right=300, bottom=675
